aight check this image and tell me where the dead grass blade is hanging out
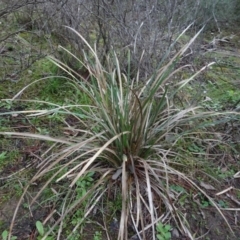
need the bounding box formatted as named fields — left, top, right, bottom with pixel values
left=118, top=156, right=128, bottom=240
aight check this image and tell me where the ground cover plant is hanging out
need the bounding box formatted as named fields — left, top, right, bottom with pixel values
left=1, top=25, right=240, bottom=240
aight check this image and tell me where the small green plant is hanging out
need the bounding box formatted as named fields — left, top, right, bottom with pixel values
left=61, top=172, right=95, bottom=239
left=75, top=171, right=94, bottom=198
left=1, top=230, right=17, bottom=240
left=0, top=152, right=7, bottom=164
left=187, top=143, right=204, bottom=153
left=201, top=199, right=211, bottom=208
left=70, top=173, right=94, bottom=227
left=216, top=167, right=235, bottom=179
left=36, top=221, right=54, bottom=240
left=236, top=190, right=240, bottom=200
left=170, top=185, right=186, bottom=193
left=93, top=231, right=102, bottom=240
left=0, top=100, right=13, bottom=110
left=198, top=193, right=212, bottom=208
left=156, top=222, right=171, bottom=240
left=218, top=200, right=228, bottom=208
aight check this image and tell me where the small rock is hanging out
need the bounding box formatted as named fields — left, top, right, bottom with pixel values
left=172, top=227, right=180, bottom=238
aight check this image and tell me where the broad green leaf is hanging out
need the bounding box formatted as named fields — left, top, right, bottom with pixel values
left=165, top=224, right=171, bottom=231
left=2, top=230, right=8, bottom=240
left=0, top=152, right=7, bottom=160
left=156, top=222, right=163, bottom=232
left=156, top=234, right=164, bottom=240
left=36, top=221, right=44, bottom=236
left=164, top=232, right=171, bottom=239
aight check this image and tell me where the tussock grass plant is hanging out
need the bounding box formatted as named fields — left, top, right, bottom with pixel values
left=1, top=26, right=239, bottom=240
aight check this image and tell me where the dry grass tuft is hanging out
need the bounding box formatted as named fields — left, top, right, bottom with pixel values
left=1, top=25, right=239, bottom=240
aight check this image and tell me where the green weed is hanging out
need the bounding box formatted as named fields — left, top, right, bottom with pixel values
left=0, top=100, right=13, bottom=110
left=156, top=222, right=171, bottom=240
left=36, top=221, right=54, bottom=240
left=1, top=230, right=17, bottom=240
left=0, top=152, right=7, bottom=165
left=93, top=231, right=102, bottom=240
